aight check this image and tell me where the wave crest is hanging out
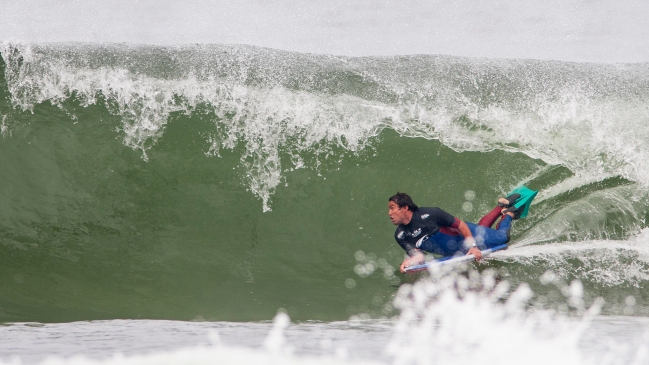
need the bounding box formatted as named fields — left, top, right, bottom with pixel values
left=2, top=42, right=649, bottom=210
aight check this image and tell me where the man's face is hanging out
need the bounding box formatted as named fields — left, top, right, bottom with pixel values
left=388, top=201, right=410, bottom=225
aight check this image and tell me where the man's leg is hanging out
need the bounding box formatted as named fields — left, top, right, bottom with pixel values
left=488, top=215, right=512, bottom=246
left=477, top=207, right=502, bottom=228
left=477, top=194, right=521, bottom=228
left=418, top=232, right=465, bottom=257
left=468, top=215, right=513, bottom=249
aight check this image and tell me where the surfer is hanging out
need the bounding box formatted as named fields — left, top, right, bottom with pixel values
left=388, top=192, right=521, bottom=273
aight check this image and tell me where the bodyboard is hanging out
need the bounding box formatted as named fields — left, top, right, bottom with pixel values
left=403, top=244, right=509, bottom=274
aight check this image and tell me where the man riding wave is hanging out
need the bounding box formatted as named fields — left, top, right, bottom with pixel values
left=388, top=192, right=522, bottom=273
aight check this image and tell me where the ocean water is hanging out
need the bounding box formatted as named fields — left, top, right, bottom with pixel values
left=1, top=39, right=649, bottom=364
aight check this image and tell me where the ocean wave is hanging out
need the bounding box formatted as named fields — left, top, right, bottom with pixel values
left=2, top=42, right=649, bottom=210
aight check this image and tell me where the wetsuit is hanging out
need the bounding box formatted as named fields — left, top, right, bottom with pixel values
left=394, top=206, right=511, bottom=257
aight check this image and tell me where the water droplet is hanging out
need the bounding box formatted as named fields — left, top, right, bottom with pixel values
left=354, top=250, right=366, bottom=261
left=462, top=201, right=473, bottom=212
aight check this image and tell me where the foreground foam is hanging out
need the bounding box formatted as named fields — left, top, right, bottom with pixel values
left=389, top=265, right=649, bottom=365
left=0, top=345, right=382, bottom=365
left=4, top=269, right=648, bottom=365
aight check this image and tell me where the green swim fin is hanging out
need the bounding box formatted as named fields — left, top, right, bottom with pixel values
left=508, top=185, right=538, bottom=219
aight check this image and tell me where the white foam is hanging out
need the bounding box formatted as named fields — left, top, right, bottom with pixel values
left=3, top=270, right=649, bottom=365
left=0, top=344, right=382, bottom=365
left=3, top=274, right=649, bottom=365
left=493, top=229, right=649, bottom=287
left=389, top=266, right=649, bottom=365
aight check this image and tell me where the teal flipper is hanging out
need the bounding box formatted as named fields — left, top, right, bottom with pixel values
left=508, top=185, right=538, bottom=219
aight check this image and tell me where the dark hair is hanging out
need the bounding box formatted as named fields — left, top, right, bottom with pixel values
left=389, top=192, right=418, bottom=211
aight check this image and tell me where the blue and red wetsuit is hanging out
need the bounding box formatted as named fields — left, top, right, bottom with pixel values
left=394, top=206, right=511, bottom=257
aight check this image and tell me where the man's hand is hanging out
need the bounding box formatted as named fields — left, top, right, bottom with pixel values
left=467, top=246, right=483, bottom=261
left=457, top=221, right=481, bottom=259
left=462, top=235, right=482, bottom=261
left=400, top=252, right=425, bottom=273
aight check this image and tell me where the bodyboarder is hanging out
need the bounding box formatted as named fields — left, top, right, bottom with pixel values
left=388, top=192, right=525, bottom=273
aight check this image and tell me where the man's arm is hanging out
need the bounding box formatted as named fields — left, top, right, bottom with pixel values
left=400, top=249, right=425, bottom=273
left=395, top=229, right=425, bottom=272
left=425, top=207, right=483, bottom=261
left=456, top=220, right=482, bottom=260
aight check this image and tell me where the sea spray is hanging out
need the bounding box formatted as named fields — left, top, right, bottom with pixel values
left=387, top=264, right=649, bottom=365
left=3, top=270, right=648, bottom=365
left=0, top=315, right=386, bottom=365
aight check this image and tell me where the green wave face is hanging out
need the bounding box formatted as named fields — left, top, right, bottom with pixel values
left=1, top=43, right=649, bottom=322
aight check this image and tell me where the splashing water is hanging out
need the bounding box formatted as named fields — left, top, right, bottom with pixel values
left=388, top=265, right=649, bottom=365
left=2, top=268, right=648, bottom=365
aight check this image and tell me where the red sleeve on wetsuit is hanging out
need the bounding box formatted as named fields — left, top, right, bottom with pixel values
left=450, top=217, right=461, bottom=228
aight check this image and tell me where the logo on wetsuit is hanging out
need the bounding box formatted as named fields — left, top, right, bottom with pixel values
left=415, top=235, right=429, bottom=248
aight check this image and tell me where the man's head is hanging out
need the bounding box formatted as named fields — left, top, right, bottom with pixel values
left=388, top=193, right=418, bottom=225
